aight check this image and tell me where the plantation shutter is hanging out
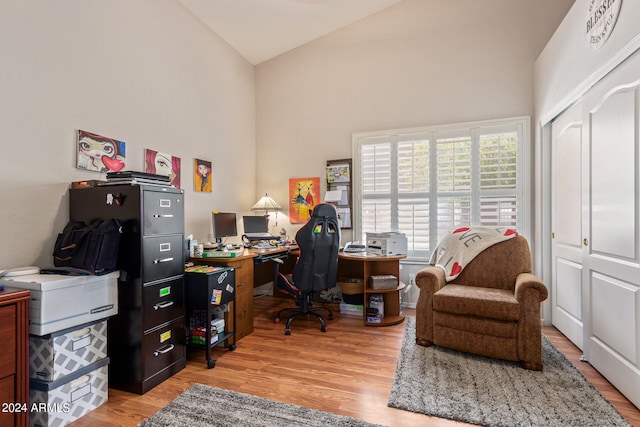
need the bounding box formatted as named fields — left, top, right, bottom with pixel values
left=354, top=117, right=527, bottom=260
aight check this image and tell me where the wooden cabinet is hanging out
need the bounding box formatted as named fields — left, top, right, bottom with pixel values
left=194, top=255, right=254, bottom=340
left=0, top=288, right=29, bottom=427
left=338, top=253, right=406, bottom=326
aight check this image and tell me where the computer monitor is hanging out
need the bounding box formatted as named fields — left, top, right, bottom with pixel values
left=242, top=215, right=269, bottom=234
left=212, top=212, right=238, bottom=247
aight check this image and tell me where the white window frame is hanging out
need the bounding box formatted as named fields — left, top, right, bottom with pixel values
left=352, top=116, right=531, bottom=261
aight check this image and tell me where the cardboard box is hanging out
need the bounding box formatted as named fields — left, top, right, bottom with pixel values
left=29, top=320, right=107, bottom=382
left=1, top=272, right=118, bottom=336
left=29, top=358, right=109, bottom=427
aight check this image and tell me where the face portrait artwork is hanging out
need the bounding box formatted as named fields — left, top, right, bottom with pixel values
left=145, top=148, right=181, bottom=188
left=76, top=130, right=126, bottom=172
left=194, top=158, right=212, bottom=192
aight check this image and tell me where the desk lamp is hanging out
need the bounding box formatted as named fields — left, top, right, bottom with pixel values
left=252, top=193, right=282, bottom=226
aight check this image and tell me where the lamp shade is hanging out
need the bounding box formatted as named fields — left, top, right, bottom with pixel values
left=251, top=193, right=281, bottom=213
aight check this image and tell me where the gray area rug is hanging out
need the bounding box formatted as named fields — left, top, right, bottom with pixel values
left=138, top=383, right=386, bottom=427
left=388, top=317, right=631, bottom=427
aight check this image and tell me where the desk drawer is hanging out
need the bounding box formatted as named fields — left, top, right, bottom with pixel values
left=143, top=277, right=184, bottom=331
left=143, top=318, right=185, bottom=380
left=143, top=190, right=184, bottom=236
left=0, top=305, right=16, bottom=379
left=142, top=235, right=184, bottom=282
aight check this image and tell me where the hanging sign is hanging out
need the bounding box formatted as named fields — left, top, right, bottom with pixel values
left=585, top=0, right=622, bottom=49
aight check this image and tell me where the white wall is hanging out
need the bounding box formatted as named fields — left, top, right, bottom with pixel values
left=535, top=0, right=640, bottom=124
left=255, top=0, right=573, bottom=303
left=0, top=0, right=256, bottom=269
left=255, top=0, right=572, bottom=239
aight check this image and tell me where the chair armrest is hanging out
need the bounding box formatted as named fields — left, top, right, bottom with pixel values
left=416, top=266, right=447, bottom=295
left=514, top=273, right=548, bottom=303
left=414, top=266, right=446, bottom=346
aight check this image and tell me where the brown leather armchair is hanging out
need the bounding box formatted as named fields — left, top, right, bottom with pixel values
left=415, top=235, right=548, bottom=370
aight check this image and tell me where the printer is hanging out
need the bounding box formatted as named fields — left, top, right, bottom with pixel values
left=366, top=232, right=408, bottom=256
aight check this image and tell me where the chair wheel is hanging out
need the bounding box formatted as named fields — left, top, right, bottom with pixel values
left=207, top=359, right=216, bottom=369
left=274, top=317, right=281, bottom=323
left=285, top=328, right=291, bottom=335
left=321, top=325, right=327, bottom=332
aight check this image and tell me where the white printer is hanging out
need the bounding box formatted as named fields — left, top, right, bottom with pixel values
left=366, top=232, right=408, bottom=256
left=0, top=271, right=119, bottom=335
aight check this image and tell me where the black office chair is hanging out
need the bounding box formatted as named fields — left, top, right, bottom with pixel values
left=274, top=203, right=341, bottom=335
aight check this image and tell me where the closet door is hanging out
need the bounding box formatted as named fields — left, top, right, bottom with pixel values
left=551, top=102, right=585, bottom=349
left=581, top=56, right=640, bottom=407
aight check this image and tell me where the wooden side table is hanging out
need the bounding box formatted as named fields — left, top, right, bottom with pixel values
left=338, top=253, right=406, bottom=326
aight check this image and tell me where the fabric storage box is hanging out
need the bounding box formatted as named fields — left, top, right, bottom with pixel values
left=369, top=275, right=398, bottom=290
left=29, top=357, right=109, bottom=427
left=29, top=320, right=107, bottom=382
left=1, top=271, right=118, bottom=335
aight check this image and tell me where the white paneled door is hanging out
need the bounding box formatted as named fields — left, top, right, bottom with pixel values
left=550, top=51, right=640, bottom=408
left=551, top=101, right=584, bottom=349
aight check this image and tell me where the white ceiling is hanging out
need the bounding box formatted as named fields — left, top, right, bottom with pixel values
left=178, top=0, right=405, bottom=65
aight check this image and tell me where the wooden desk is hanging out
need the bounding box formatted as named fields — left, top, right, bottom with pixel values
left=338, top=253, right=406, bottom=326
left=191, top=245, right=296, bottom=339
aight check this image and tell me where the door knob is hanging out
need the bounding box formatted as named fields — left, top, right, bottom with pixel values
left=583, top=238, right=589, bottom=246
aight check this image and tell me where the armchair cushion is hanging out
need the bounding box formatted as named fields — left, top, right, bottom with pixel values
left=433, top=284, right=520, bottom=321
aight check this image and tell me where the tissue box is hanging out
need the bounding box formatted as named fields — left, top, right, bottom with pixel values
left=29, top=320, right=107, bottom=382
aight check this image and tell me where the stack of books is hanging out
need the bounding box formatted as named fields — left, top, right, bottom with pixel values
left=99, top=171, right=173, bottom=187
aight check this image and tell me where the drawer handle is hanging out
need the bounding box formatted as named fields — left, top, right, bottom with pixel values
left=153, top=214, right=174, bottom=218
left=153, top=257, right=174, bottom=264
left=153, top=344, right=175, bottom=357
left=153, top=301, right=174, bottom=310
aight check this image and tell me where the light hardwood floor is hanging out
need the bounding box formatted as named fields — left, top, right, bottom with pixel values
left=69, top=296, right=640, bottom=427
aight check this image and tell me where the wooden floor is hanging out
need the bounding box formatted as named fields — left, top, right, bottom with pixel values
left=70, top=296, right=640, bottom=427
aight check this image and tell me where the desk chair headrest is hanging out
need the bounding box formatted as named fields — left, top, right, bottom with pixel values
left=310, top=203, right=337, bottom=219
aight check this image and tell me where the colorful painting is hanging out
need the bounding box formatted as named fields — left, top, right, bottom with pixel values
left=289, top=177, right=320, bottom=223
left=194, top=158, right=212, bottom=192
left=76, top=130, right=126, bottom=172
left=144, top=148, right=181, bottom=188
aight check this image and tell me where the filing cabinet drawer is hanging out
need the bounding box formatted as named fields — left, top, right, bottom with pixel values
left=143, top=277, right=184, bottom=331
left=143, top=190, right=184, bottom=236
left=143, top=318, right=185, bottom=379
left=142, top=235, right=184, bottom=283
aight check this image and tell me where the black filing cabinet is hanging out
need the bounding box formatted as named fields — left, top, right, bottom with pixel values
left=70, top=184, right=186, bottom=394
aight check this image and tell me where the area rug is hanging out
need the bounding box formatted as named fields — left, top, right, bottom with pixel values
left=138, top=383, right=386, bottom=427
left=388, top=318, right=631, bottom=427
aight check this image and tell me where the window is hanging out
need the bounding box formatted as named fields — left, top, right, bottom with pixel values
left=352, top=117, right=529, bottom=260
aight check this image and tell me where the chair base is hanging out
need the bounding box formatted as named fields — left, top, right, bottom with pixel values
left=520, top=361, right=543, bottom=371
left=416, top=338, right=543, bottom=370
left=275, top=306, right=333, bottom=335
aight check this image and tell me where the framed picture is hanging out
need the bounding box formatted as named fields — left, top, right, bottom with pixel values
left=76, top=130, right=126, bottom=172
left=194, top=158, right=212, bottom=192
left=145, top=148, right=181, bottom=188
left=289, top=177, right=320, bottom=223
